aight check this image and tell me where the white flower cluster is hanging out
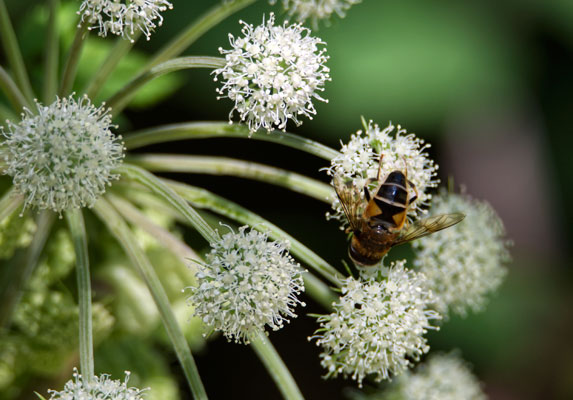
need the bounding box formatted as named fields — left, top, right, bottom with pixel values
left=78, top=0, right=173, bottom=42
left=389, top=353, right=487, bottom=400
left=310, top=261, right=440, bottom=386
left=271, top=0, right=362, bottom=28
left=47, top=369, right=147, bottom=400
left=413, top=191, right=510, bottom=317
left=187, top=226, right=305, bottom=344
left=2, top=95, right=124, bottom=214
left=326, top=120, right=438, bottom=229
left=213, top=13, right=331, bottom=133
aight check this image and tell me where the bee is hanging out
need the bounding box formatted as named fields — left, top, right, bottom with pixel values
left=334, top=155, right=465, bottom=266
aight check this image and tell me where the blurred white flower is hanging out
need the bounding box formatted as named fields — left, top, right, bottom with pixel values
left=326, top=120, right=438, bottom=230
left=2, top=95, right=124, bottom=214
left=271, top=0, right=362, bottom=28
left=47, top=368, right=147, bottom=400
left=213, top=13, right=330, bottom=133
left=413, top=191, right=510, bottom=317
left=187, top=226, right=305, bottom=344
left=78, top=0, right=173, bottom=42
left=310, top=261, right=440, bottom=386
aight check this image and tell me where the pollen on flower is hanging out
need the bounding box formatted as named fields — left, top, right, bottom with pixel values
left=186, top=226, right=305, bottom=344
left=2, top=95, right=124, bottom=215
left=309, top=261, right=440, bottom=386
left=46, top=368, right=147, bottom=400
left=78, top=0, right=173, bottom=42
left=270, top=0, right=362, bottom=28
left=213, top=13, right=331, bottom=133
left=412, top=190, right=510, bottom=317
left=326, top=120, right=438, bottom=230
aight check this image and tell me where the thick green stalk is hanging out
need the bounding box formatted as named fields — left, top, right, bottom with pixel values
left=127, top=154, right=334, bottom=203
left=65, top=208, right=94, bottom=382
left=83, top=33, right=140, bottom=99
left=0, top=188, right=23, bottom=221
left=0, top=65, right=29, bottom=111
left=0, top=0, right=34, bottom=103
left=59, top=22, right=89, bottom=96
left=93, top=198, right=208, bottom=400
left=107, top=56, right=225, bottom=115
left=124, top=122, right=340, bottom=161
left=43, top=0, right=59, bottom=103
left=116, top=163, right=219, bottom=244
left=248, top=330, right=305, bottom=400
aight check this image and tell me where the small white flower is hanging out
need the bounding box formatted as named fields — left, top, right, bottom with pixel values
left=270, top=0, right=362, bottom=28
left=389, top=353, right=487, bottom=400
left=78, top=0, right=173, bottom=42
left=413, top=191, right=510, bottom=317
left=47, top=368, right=147, bottom=399
left=326, top=120, right=438, bottom=230
left=213, top=13, right=330, bottom=133
left=187, top=226, right=305, bottom=344
left=2, top=95, right=124, bottom=214
left=310, top=261, right=440, bottom=386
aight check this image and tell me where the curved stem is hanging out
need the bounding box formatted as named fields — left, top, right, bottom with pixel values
left=94, top=198, right=208, bottom=400
left=0, top=188, right=23, bottom=221
left=127, top=154, right=334, bottom=203
left=65, top=208, right=94, bottom=382
left=116, top=163, right=219, bottom=244
left=43, top=0, right=60, bottom=103
left=107, top=56, right=225, bottom=115
left=59, top=22, right=89, bottom=97
left=0, top=65, right=30, bottom=111
left=0, top=0, right=35, bottom=104
left=124, top=122, right=339, bottom=161
left=249, top=330, right=305, bottom=400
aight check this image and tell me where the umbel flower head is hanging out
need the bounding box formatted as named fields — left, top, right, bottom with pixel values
left=326, top=120, right=438, bottom=230
left=310, top=261, right=440, bottom=386
left=2, top=95, right=124, bottom=214
left=46, top=368, right=147, bottom=400
left=78, top=0, right=173, bottom=42
left=413, top=191, right=510, bottom=317
left=213, top=13, right=331, bottom=133
left=384, top=353, right=487, bottom=400
left=187, top=225, right=305, bottom=344
left=270, top=0, right=362, bottom=28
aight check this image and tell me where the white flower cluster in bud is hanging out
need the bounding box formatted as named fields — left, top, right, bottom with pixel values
left=270, top=0, right=362, bottom=28
left=413, top=191, right=510, bottom=317
left=310, top=261, right=440, bottom=386
left=2, top=95, right=124, bottom=214
left=213, top=13, right=330, bottom=133
left=187, top=226, right=305, bottom=344
left=390, top=353, right=487, bottom=400
left=47, top=369, right=147, bottom=400
left=78, top=0, right=173, bottom=42
left=326, top=120, right=438, bottom=230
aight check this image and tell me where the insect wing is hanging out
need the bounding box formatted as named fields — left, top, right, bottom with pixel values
left=395, top=212, right=465, bottom=244
left=332, top=176, right=364, bottom=232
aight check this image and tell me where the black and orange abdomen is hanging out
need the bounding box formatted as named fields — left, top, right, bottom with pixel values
left=365, top=171, right=410, bottom=231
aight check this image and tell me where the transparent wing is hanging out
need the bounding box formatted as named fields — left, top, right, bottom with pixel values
left=332, top=175, right=365, bottom=232
left=395, top=212, right=465, bottom=244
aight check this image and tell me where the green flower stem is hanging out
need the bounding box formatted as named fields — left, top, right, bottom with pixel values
left=107, top=193, right=199, bottom=268
left=116, top=163, right=219, bottom=244
left=0, top=0, right=35, bottom=104
left=248, top=329, right=305, bottom=400
left=124, top=122, right=340, bottom=161
left=43, top=0, right=59, bottom=103
left=83, top=32, right=140, bottom=100
left=0, top=65, right=30, bottom=111
left=0, top=188, right=23, bottom=222
left=0, top=102, right=18, bottom=123
left=65, top=208, right=94, bottom=382
left=145, top=0, right=256, bottom=70
left=127, top=154, right=334, bottom=203
left=107, top=56, right=225, bottom=116
left=165, top=180, right=341, bottom=286
left=59, top=22, right=89, bottom=96
left=93, top=198, right=208, bottom=400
